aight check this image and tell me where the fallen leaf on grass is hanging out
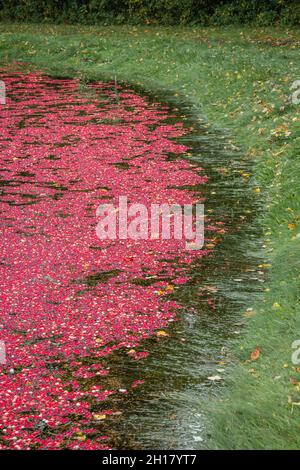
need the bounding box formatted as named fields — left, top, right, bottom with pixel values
left=272, top=302, right=281, bottom=310
left=127, top=349, right=136, bottom=355
left=288, top=396, right=300, bottom=406
left=165, top=284, right=174, bottom=292
left=250, top=346, right=262, bottom=361
left=243, top=308, right=256, bottom=318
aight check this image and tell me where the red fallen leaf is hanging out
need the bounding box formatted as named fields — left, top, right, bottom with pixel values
left=250, top=346, right=262, bottom=361
left=123, top=256, right=134, bottom=262
left=131, top=380, right=145, bottom=389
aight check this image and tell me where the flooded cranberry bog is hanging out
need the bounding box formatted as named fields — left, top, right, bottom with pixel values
left=0, top=68, right=262, bottom=449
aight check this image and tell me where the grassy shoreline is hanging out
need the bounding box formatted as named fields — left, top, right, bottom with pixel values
left=1, top=22, right=300, bottom=449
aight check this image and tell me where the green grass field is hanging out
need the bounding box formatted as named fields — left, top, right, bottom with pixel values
left=1, top=22, right=300, bottom=449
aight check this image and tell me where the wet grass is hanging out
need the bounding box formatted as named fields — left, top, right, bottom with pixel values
left=0, top=22, right=300, bottom=449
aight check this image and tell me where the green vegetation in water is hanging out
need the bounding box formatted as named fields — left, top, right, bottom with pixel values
left=0, top=22, right=300, bottom=449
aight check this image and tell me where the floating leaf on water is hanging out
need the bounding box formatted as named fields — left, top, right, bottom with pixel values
left=93, top=414, right=107, bottom=421
left=156, top=330, right=169, bottom=337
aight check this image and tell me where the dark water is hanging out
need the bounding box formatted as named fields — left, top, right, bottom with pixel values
left=90, top=89, right=264, bottom=450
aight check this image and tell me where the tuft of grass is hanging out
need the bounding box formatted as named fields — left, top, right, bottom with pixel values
left=0, top=22, right=300, bottom=449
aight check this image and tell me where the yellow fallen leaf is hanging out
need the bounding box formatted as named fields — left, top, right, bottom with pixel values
left=288, top=399, right=300, bottom=406
left=156, top=290, right=165, bottom=296
left=93, top=414, right=107, bottom=421
left=272, top=302, right=281, bottom=310
left=166, top=284, right=174, bottom=292
left=156, top=330, right=169, bottom=337
left=205, top=285, right=218, bottom=293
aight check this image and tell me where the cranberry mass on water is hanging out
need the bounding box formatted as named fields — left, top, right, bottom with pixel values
left=0, top=71, right=224, bottom=449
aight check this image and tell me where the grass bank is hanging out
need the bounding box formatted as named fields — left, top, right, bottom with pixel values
left=0, top=22, right=300, bottom=449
